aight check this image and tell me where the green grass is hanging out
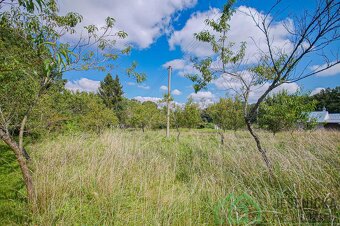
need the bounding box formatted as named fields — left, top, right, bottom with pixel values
left=1, top=129, right=340, bottom=225
left=0, top=144, right=29, bottom=225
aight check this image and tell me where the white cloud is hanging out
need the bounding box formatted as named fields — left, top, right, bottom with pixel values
left=212, top=73, right=244, bottom=91
left=60, top=0, right=197, bottom=49
left=172, top=89, right=182, bottom=95
left=137, top=84, right=150, bottom=90
left=249, top=83, right=300, bottom=103
left=310, top=62, right=340, bottom=77
left=189, top=91, right=215, bottom=99
left=133, top=96, right=162, bottom=103
left=310, top=87, right=325, bottom=96
left=272, top=83, right=300, bottom=95
left=170, top=101, right=185, bottom=109
left=128, top=82, right=149, bottom=89
left=127, top=82, right=150, bottom=90
left=212, top=72, right=300, bottom=103
left=188, top=91, right=216, bottom=108
left=134, top=96, right=184, bottom=109
left=160, top=85, right=168, bottom=91
left=162, top=58, right=198, bottom=77
left=169, top=9, right=218, bottom=57
left=248, top=82, right=300, bottom=103
left=65, top=78, right=100, bottom=92
left=168, top=6, right=293, bottom=62
left=160, top=86, right=181, bottom=95
left=162, top=59, right=186, bottom=70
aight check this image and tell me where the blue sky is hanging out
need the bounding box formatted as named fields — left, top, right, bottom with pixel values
left=62, top=0, right=340, bottom=106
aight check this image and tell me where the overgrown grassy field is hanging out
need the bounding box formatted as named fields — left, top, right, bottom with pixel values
left=1, top=130, right=340, bottom=225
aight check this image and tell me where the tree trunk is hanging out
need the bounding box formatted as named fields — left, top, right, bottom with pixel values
left=219, top=131, right=224, bottom=145
left=0, top=128, right=35, bottom=204
left=176, top=126, right=180, bottom=142
left=21, top=147, right=30, bottom=161
left=245, top=119, right=274, bottom=177
left=19, top=115, right=30, bottom=160
left=242, top=83, right=274, bottom=178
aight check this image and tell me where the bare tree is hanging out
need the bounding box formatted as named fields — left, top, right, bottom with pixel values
left=243, top=0, right=339, bottom=173
left=187, top=0, right=339, bottom=176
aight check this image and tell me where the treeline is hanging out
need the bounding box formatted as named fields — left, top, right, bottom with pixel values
left=312, top=87, right=340, bottom=113
left=20, top=73, right=340, bottom=137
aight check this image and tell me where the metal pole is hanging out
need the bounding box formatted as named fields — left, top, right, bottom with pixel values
left=166, top=66, right=172, bottom=138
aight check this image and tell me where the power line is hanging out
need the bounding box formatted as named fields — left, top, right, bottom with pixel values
left=182, top=9, right=221, bottom=56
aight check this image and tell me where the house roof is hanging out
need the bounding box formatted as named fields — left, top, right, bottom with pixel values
left=328, top=114, right=340, bottom=123
left=309, top=111, right=329, bottom=123
left=309, top=109, right=340, bottom=124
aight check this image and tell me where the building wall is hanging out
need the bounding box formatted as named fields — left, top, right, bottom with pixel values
left=324, top=123, right=340, bottom=130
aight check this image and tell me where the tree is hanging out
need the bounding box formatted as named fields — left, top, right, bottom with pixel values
left=208, top=98, right=245, bottom=131
left=98, top=74, right=124, bottom=111
left=181, top=100, right=202, bottom=129
left=0, top=14, right=54, bottom=204
left=258, top=91, right=317, bottom=135
left=0, top=0, right=45, bottom=12
left=207, top=98, right=245, bottom=144
left=29, top=90, right=119, bottom=134
left=127, top=101, right=160, bottom=132
left=171, top=105, right=183, bottom=141
left=187, top=0, right=339, bottom=175
left=310, top=87, right=340, bottom=113
left=114, top=98, right=132, bottom=128
left=78, top=93, right=119, bottom=133
left=0, top=22, right=44, bottom=159
left=0, top=0, right=144, bottom=204
left=27, top=81, right=70, bottom=135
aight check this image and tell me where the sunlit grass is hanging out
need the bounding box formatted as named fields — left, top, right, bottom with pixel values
left=1, top=130, right=339, bottom=225
left=24, top=129, right=340, bottom=225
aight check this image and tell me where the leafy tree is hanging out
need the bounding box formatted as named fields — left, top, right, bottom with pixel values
left=27, top=81, right=70, bottom=135
left=0, top=0, right=144, bottom=204
left=0, top=12, right=57, bottom=203
left=181, top=100, right=202, bottom=129
left=77, top=93, right=118, bottom=133
left=0, top=25, right=42, bottom=136
left=310, top=87, right=340, bottom=113
left=152, top=106, right=167, bottom=130
left=29, top=90, right=118, bottom=134
left=170, top=105, right=184, bottom=141
left=0, top=0, right=45, bottom=12
left=207, top=98, right=245, bottom=144
left=208, top=98, right=245, bottom=131
left=200, top=108, right=213, bottom=125
left=186, top=0, right=245, bottom=92
left=127, top=101, right=160, bottom=132
left=114, top=98, right=135, bottom=128
left=258, top=91, right=317, bottom=135
left=98, top=74, right=124, bottom=111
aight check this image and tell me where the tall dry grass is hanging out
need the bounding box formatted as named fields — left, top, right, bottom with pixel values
left=30, top=130, right=340, bottom=225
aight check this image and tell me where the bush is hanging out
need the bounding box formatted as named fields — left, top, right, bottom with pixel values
left=29, top=90, right=118, bottom=136
left=258, top=91, right=317, bottom=134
